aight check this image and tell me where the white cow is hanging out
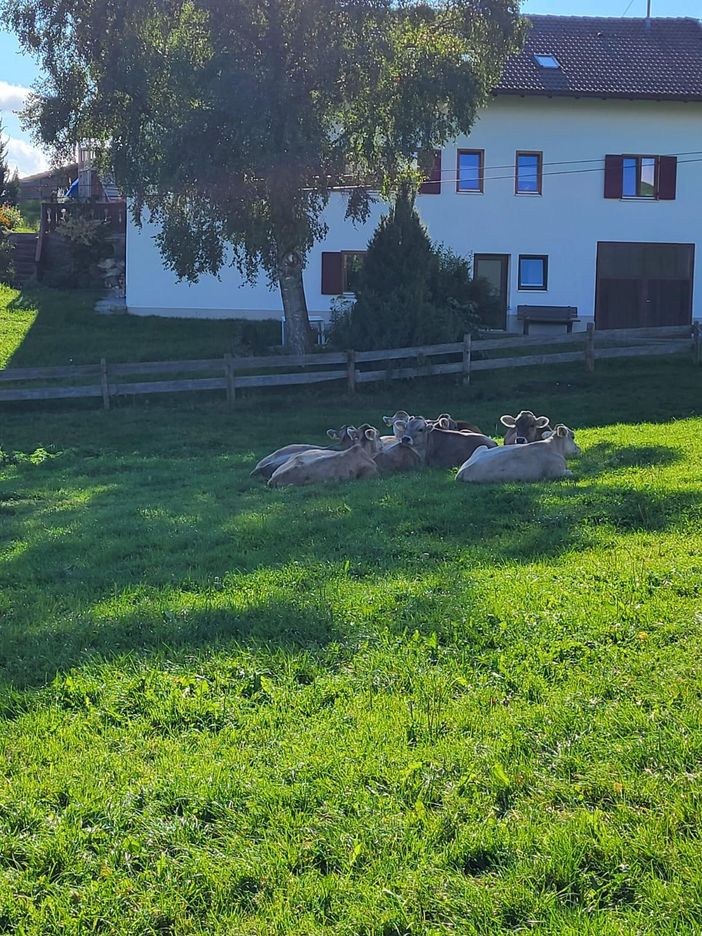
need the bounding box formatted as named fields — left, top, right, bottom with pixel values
left=455, top=425, right=580, bottom=483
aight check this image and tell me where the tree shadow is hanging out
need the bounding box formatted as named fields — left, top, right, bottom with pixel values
left=577, top=442, right=683, bottom=476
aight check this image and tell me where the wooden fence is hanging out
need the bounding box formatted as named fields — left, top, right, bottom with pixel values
left=0, top=323, right=698, bottom=409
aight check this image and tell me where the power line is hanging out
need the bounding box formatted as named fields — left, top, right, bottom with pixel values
left=332, top=150, right=702, bottom=184
left=435, top=150, right=702, bottom=177
left=324, top=156, right=702, bottom=192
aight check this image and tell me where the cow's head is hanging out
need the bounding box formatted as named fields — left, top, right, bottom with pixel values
left=433, top=413, right=456, bottom=430
left=544, top=424, right=581, bottom=457
left=326, top=425, right=357, bottom=449
left=353, top=424, right=383, bottom=457
left=382, top=410, right=411, bottom=440
left=500, top=410, right=550, bottom=442
left=398, top=416, right=432, bottom=455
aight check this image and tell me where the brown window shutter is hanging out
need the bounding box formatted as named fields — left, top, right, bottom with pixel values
left=604, top=155, right=623, bottom=199
left=419, top=150, right=442, bottom=195
left=657, top=156, right=677, bottom=200
left=321, top=252, right=343, bottom=295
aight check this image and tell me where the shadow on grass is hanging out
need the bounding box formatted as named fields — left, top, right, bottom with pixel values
left=1, top=436, right=700, bottom=689
left=577, top=442, right=683, bottom=475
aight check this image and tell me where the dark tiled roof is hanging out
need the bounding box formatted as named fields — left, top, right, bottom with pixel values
left=496, top=16, right=702, bottom=101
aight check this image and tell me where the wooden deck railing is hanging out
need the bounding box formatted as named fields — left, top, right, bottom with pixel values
left=0, top=324, right=698, bottom=410
left=40, top=200, right=126, bottom=234
left=35, top=199, right=126, bottom=266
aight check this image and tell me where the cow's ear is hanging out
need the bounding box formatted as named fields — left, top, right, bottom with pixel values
left=556, top=425, right=568, bottom=437
left=382, top=415, right=394, bottom=427
left=327, top=428, right=340, bottom=439
left=365, top=428, right=378, bottom=440
left=535, top=416, right=550, bottom=428
left=500, top=415, right=517, bottom=428
left=437, top=417, right=451, bottom=429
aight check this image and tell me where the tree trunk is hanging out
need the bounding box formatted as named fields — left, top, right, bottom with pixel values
left=278, top=248, right=313, bottom=355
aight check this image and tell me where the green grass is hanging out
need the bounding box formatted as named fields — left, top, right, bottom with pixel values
left=2, top=288, right=702, bottom=933
left=0, top=286, right=279, bottom=369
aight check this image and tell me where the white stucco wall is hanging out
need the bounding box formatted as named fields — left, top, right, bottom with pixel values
left=126, top=96, right=702, bottom=328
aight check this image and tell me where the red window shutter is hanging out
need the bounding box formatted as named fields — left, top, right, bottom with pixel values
left=657, top=156, right=677, bottom=200
left=419, top=150, right=442, bottom=195
left=604, top=155, right=623, bottom=199
left=321, top=252, right=343, bottom=295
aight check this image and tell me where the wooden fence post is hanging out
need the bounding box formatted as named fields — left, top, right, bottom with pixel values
left=585, top=323, right=595, bottom=373
left=346, top=349, right=356, bottom=393
left=224, top=353, right=236, bottom=407
left=100, top=358, right=110, bottom=410
left=462, top=333, right=472, bottom=386
left=693, top=322, right=701, bottom=365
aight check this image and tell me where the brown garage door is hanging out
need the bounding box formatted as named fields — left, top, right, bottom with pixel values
left=596, top=242, right=694, bottom=330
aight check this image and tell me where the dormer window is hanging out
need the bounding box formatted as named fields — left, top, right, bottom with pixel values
left=534, top=54, right=561, bottom=69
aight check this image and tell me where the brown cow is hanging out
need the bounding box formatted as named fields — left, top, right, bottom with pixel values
left=251, top=425, right=356, bottom=480
left=500, top=411, right=552, bottom=446
left=268, top=427, right=381, bottom=487
left=397, top=416, right=497, bottom=468
left=381, top=410, right=412, bottom=446
left=433, top=413, right=484, bottom=434
left=373, top=440, right=422, bottom=475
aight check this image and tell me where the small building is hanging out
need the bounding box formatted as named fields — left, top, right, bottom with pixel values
left=18, top=164, right=79, bottom=202
left=126, top=15, right=702, bottom=332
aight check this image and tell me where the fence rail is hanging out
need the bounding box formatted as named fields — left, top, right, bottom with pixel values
left=0, top=323, right=698, bottom=408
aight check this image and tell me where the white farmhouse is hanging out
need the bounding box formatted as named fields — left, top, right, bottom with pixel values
left=126, top=15, right=702, bottom=334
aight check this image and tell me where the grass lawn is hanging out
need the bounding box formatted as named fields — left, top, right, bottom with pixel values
left=0, top=286, right=279, bottom=370
left=1, top=287, right=702, bottom=933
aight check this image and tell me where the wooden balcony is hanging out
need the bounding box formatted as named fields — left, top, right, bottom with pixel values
left=40, top=200, right=126, bottom=234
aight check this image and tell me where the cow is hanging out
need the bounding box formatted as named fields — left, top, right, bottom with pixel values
left=268, top=427, right=382, bottom=487
left=455, top=424, right=580, bottom=483
left=500, top=410, right=552, bottom=445
left=433, top=413, right=484, bottom=434
left=397, top=416, right=497, bottom=468
left=373, top=440, right=422, bottom=475
left=381, top=410, right=411, bottom=446
left=251, top=425, right=356, bottom=480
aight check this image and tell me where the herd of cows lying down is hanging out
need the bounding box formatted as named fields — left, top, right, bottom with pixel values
left=250, top=409, right=581, bottom=488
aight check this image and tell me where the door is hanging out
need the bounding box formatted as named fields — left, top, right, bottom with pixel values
left=474, top=254, right=509, bottom=330
left=596, top=243, right=694, bottom=329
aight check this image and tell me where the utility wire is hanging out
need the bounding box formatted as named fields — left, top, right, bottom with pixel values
left=324, top=156, right=702, bottom=192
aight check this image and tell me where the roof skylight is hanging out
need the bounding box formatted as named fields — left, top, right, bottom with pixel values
left=534, top=54, right=561, bottom=69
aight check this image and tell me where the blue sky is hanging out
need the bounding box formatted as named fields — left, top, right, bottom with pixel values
left=1, top=0, right=700, bottom=176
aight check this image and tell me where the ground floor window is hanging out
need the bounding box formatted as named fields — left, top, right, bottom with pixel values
left=518, top=255, right=548, bottom=290
left=342, top=251, right=365, bottom=293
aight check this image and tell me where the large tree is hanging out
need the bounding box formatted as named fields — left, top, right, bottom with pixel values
left=2, top=0, right=523, bottom=352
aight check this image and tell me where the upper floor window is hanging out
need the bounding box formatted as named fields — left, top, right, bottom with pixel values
left=457, top=150, right=484, bottom=193
left=622, top=156, right=658, bottom=198
left=604, top=154, right=677, bottom=200
left=516, top=152, right=542, bottom=194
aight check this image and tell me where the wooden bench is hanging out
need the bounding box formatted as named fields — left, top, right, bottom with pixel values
left=517, top=305, right=579, bottom=335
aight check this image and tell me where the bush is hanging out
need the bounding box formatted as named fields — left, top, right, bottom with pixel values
left=0, top=205, right=23, bottom=232
left=54, top=213, right=114, bottom=288
left=326, top=190, right=501, bottom=350
left=0, top=236, right=13, bottom=284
